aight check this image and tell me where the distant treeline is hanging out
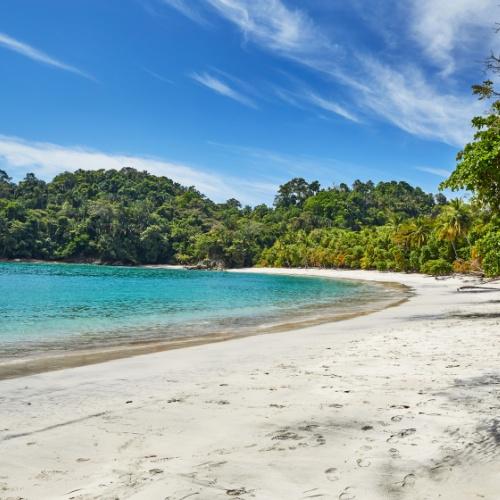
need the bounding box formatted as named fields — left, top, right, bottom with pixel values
left=0, top=168, right=498, bottom=276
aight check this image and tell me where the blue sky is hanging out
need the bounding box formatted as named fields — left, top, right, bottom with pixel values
left=0, top=0, right=498, bottom=204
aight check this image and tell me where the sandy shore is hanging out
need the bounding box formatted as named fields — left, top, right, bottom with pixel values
left=1, top=269, right=500, bottom=499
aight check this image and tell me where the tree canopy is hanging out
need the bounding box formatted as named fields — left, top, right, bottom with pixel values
left=441, top=100, right=500, bottom=212
left=0, top=167, right=497, bottom=275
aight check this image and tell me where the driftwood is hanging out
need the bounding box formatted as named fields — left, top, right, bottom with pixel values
left=457, top=285, right=500, bottom=293
left=458, top=275, right=500, bottom=292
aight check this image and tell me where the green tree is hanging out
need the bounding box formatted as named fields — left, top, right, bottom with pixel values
left=441, top=100, right=500, bottom=212
left=274, top=178, right=321, bottom=208
left=15, top=173, right=48, bottom=209
left=0, top=170, right=13, bottom=199
left=435, top=200, right=472, bottom=259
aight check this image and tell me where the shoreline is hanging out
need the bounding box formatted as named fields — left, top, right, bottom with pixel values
left=0, top=271, right=408, bottom=380
left=1, top=269, right=500, bottom=499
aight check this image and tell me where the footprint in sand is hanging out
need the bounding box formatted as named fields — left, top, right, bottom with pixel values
left=325, top=467, right=339, bottom=482
left=402, top=473, right=416, bottom=487
left=356, top=458, right=371, bottom=468
left=149, top=468, right=163, bottom=475
left=226, top=487, right=249, bottom=496
left=314, top=434, right=326, bottom=446
left=393, top=472, right=416, bottom=489
left=339, top=486, right=356, bottom=499
left=387, top=428, right=416, bottom=443
left=35, top=470, right=66, bottom=480
left=272, top=430, right=302, bottom=441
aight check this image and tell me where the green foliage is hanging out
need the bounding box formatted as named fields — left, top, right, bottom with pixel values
left=303, top=180, right=436, bottom=230
left=259, top=202, right=496, bottom=276
left=0, top=168, right=497, bottom=275
left=476, top=226, right=500, bottom=277
left=441, top=101, right=500, bottom=212
left=420, top=259, right=453, bottom=276
left=434, top=200, right=472, bottom=259
left=274, top=178, right=320, bottom=208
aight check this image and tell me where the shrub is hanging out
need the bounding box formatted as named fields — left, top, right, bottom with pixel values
left=420, top=258, right=453, bottom=276
left=375, top=260, right=389, bottom=271
left=452, top=259, right=471, bottom=274
left=476, top=229, right=500, bottom=277
left=409, top=250, right=421, bottom=271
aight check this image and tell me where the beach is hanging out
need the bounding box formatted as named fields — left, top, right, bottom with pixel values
left=1, top=268, right=500, bottom=499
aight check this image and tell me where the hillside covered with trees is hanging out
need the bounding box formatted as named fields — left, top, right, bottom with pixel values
left=0, top=165, right=498, bottom=276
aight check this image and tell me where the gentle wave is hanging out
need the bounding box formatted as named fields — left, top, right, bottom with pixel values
left=0, top=262, right=404, bottom=362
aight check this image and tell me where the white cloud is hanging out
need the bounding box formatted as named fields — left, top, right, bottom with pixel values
left=410, top=0, right=498, bottom=76
left=417, top=166, right=452, bottom=178
left=0, top=135, right=274, bottom=204
left=158, top=0, right=209, bottom=25
left=191, top=71, right=257, bottom=108
left=155, top=0, right=494, bottom=146
left=0, top=32, right=94, bottom=80
left=142, top=67, right=174, bottom=84
left=357, top=56, right=481, bottom=146
left=202, top=0, right=485, bottom=146
left=205, top=0, right=330, bottom=55
left=271, top=82, right=359, bottom=123
left=304, top=91, right=360, bottom=123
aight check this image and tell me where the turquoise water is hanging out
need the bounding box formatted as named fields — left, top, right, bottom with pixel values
left=0, top=262, right=393, bottom=359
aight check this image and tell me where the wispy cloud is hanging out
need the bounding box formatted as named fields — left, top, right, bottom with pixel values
left=161, top=0, right=329, bottom=54
left=0, top=135, right=275, bottom=204
left=205, top=0, right=330, bottom=55
left=142, top=67, right=174, bottom=84
left=164, top=0, right=487, bottom=146
left=0, top=32, right=94, bottom=81
left=417, top=166, right=452, bottom=178
left=356, top=56, right=480, bottom=146
left=303, top=91, right=360, bottom=123
left=272, top=83, right=359, bottom=123
left=191, top=71, right=257, bottom=108
left=202, top=0, right=479, bottom=145
left=157, top=0, right=209, bottom=25
left=409, top=0, right=498, bottom=76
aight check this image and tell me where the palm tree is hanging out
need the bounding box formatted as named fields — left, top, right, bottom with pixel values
left=409, top=217, right=433, bottom=249
left=394, top=217, right=432, bottom=250
left=436, top=199, right=472, bottom=259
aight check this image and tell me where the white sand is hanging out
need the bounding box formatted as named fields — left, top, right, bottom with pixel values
left=1, top=268, right=500, bottom=500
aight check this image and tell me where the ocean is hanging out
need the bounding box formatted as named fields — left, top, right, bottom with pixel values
left=0, top=262, right=399, bottom=362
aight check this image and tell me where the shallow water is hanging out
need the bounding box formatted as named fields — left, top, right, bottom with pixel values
left=0, top=262, right=399, bottom=360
